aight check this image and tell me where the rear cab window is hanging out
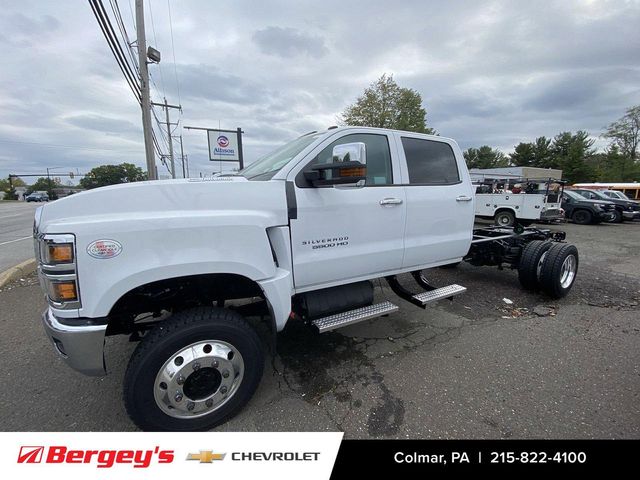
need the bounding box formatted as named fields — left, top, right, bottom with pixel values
left=400, top=136, right=460, bottom=185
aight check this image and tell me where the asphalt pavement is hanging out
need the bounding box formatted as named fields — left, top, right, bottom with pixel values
left=0, top=221, right=638, bottom=436
left=0, top=202, right=39, bottom=272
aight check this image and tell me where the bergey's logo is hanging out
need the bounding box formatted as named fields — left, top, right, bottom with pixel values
left=18, top=446, right=44, bottom=463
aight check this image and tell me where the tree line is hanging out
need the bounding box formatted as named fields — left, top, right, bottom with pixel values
left=2, top=75, right=637, bottom=199
left=1, top=163, right=146, bottom=200
left=342, top=75, right=639, bottom=183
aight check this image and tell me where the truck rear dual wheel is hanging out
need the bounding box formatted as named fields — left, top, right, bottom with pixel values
left=518, top=241, right=578, bottom=298
left=539, top=243, right=579, bottom=298
left=123, top=306, right=264, bottom=431
left=518, top=240, right=554, bottom=290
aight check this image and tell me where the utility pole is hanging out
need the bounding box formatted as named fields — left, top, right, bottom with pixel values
left=179, top=135, right=186, bottom=178
left=152, top=99, right=181, bottom=179
left=135, top=0, right=156, bottom=180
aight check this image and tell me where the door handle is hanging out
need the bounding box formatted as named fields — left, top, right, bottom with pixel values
left=379, top=197, right=403, bottom=206
left=456, top=195, right=473, bottom=202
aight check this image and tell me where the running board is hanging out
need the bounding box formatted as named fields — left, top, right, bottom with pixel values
left=311, top=301, right=399, bottom=333
left=412, top=284, right=467, bottom=305
left=386, top=275, right=466, bottom=308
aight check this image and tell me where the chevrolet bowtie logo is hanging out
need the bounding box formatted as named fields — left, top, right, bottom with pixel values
left=186, top=451, right=226, bottom=463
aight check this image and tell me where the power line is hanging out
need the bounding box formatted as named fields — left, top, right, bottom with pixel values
left=147, top=0, right=166, bottom=99
left=88, top=0, right=141, bottom=103
left=109, top=0, right=139, bottom=74
left=167, top=0, right=181, bottom=106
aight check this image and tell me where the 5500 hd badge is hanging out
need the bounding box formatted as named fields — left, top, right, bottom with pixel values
left=302, top=236, right=349, bottom=250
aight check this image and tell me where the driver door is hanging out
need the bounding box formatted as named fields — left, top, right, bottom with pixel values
left=289, top=132, right=406, bottom=291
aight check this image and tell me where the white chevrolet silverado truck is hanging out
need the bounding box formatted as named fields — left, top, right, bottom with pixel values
left=33, top=127, right=579, bottom=431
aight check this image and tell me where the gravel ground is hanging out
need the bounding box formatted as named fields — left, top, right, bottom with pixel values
left=0, top=221, right=638, bottom=437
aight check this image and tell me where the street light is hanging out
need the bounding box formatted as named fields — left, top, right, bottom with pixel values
left=46, top=166, right=68, bottom=198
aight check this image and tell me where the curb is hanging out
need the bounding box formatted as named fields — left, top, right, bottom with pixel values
left=0, top=258, right=37, bottom=289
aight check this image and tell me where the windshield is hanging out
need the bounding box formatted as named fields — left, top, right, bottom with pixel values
left=588, top=190, right=609, bottom=200
left=609, top=191, right=629, bottom=200
left=564, top=190, right=584, bottom=201
left=240, top=133, right=324, bottom=180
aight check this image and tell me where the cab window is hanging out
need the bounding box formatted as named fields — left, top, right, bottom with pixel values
left=298, top=133, right=393, bottom=187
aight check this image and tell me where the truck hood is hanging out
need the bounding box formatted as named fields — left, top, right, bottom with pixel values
left=38, top=177, right=289, bottom=231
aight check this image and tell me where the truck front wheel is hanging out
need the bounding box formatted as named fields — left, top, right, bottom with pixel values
left=539, top=243, right=579, bottom=298
left=123, top=306, right=264, bottom=431
left=494, top=210, right=516, bottom=227
left=572, top=209, right=592, bottom=225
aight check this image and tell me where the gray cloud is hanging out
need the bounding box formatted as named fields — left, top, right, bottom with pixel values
left=252, top=27, right=328, bottom=59
left=0, top=0, right=639, bottom=179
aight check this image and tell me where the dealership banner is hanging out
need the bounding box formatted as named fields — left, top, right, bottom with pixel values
left=2, top=434, right=638, bottom=477
left=1, top=432, right=342, bottom=479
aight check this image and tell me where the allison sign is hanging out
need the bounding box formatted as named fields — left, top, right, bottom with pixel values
left=208, top=128, right=243, bottom=164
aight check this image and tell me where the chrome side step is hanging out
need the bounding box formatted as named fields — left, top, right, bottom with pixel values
left=412, top=284, right=466, bottom=305
left=311, top=301, right=399, bottom=333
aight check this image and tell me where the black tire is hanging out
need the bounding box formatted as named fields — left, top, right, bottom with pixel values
left=494, top=210, right=516, bottom=226
left=123, top=306, right=264, bottom=431
left=539, top=243, right=579, bottom=298
left=517, top=240, right=554, bottom=290
left=572, top=209, right=592, bottom=225
left=610, top=209, right=623, bottom=223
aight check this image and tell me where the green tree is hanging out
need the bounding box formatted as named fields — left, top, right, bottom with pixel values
left=0, top=176, right=20, bottom=200
left=79, top=163, right=147, bottom=189
left=593, top=145, right=640, bottom=181
left=532, top=136, right=554, bottom=168
left=27, top=177, right=59, bottom=199
left=463, top=146, right=509, bottom=169
left=510, top=142, right=535, bottom=166
left=340, top=74, right=435, bottom=134
left=552, top=131, right=595, bottom=182
left=603, top=105, right=640, bottom=162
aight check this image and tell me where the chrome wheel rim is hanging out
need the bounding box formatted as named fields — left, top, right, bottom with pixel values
left=560, top=254, right=577, bottom=289
left=153, top=340, right=244, bottom=419
left=498, top=214, right=511, bottom=225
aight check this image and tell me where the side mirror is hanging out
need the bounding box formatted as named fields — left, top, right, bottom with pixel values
left=303, top=142, right=367, bottom=187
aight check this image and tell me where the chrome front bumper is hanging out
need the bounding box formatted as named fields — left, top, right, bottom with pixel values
left=41, top=308, right=107, bottom=376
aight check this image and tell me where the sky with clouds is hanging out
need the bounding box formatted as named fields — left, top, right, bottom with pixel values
left=1, top=0, right=639, bottom=181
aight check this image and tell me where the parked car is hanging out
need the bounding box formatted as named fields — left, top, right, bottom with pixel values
left=562, top=190, right=616, bottom=224
left=25, top=192, right=49, bottom=202
left=572, top=188, right=640, bottom=223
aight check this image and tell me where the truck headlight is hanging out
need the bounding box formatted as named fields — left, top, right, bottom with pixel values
left=45, top=243, right=74, bottom=264
left=37, top=234, right=80, bottom=309
left=47, top=279, right=78, bottom=302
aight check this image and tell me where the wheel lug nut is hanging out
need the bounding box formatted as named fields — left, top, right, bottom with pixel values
left=193, top=362, right=201, bottom=371
left=222, top=370, right=229, bottom=378
left=220, top=386, right=228, bottom=395
left=187, top=401, right=195, bottom=411
left=205, top=399, right=213, bottom=407
left=212, top=360, right=219, bottom=368
left=177, top=375, right=185, bottom=385
left=175, top=392, right=183, bottom=402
